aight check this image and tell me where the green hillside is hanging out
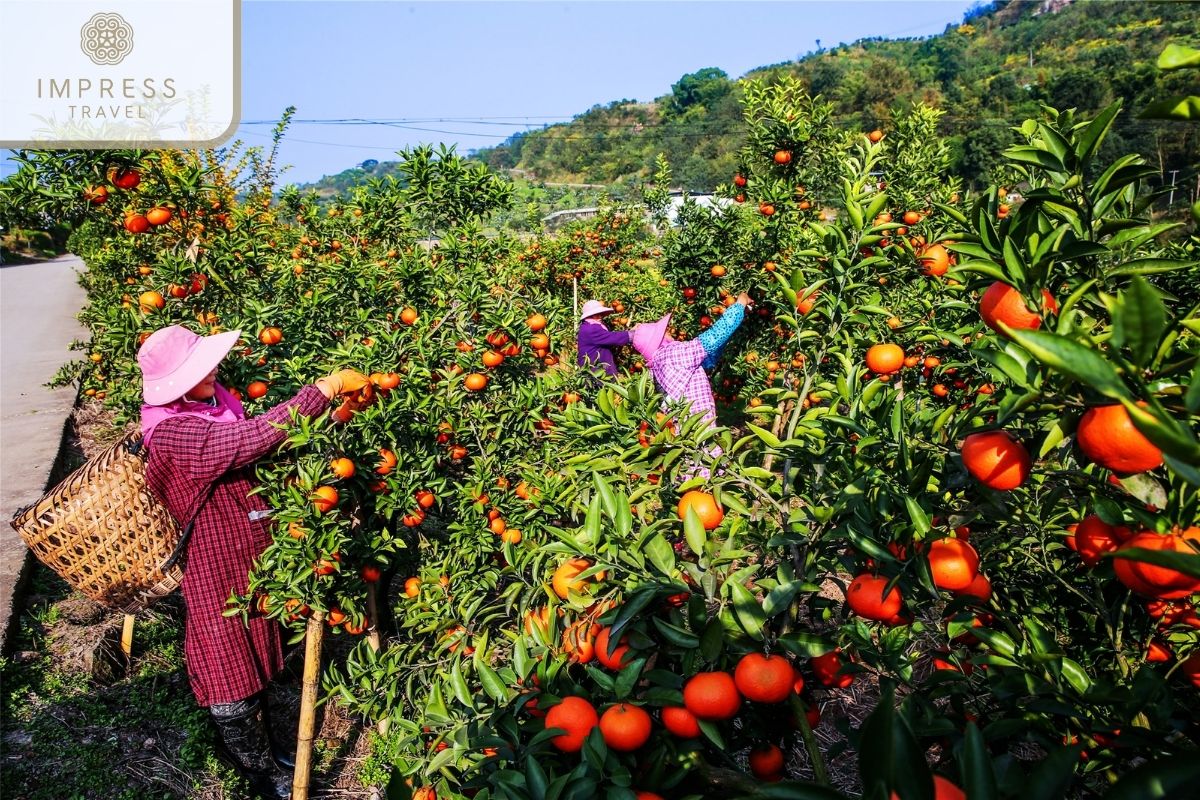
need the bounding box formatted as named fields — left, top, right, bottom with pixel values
left=473, top=0, right=1198, bottom=192
left=294, top=0, right=1197, bottom=201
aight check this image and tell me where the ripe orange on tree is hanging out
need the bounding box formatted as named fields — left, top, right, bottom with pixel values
left=311, top=485, right=339, bottom=514
left=326, top=607, right=347, bottom=626
left=1113, top=528, right=1200, bottom=599
left=599, top=703, right=652, bottom=752
left=811, top=648, right=853, bottom=688
left=530, top=333, right=550, bottom=350
left=464, top=373, right=489, bottom=392
left=867, top=129, right=884, bottom=143
left=957, top=572, right=992, bottom=603
left=84, top=185, right=109, bottom=205
left=891, top=776, right=965, bottom=800
left=376, top=448, right=398, bottom=475
left=330, top=457, right=355, bottom=479
left=595, top=626, right=631, bottom=670
left=360, top=564, right=381, bottom=582
left=544, top=696, right=599, bottom=752
left=400, top=307, right=418, bottom=325
left=1074, top=515, right=1127, bottom=566
left=677, top=490, right=724, bottom=530
left=919, top=243, right=951, bottom=276
left=124, top=213, right=150, bottom=234
left=526, top=313, right=547, bottom=332
left=404, top=577, right=421, bottom=598
left=773, top=149, right=792, bottom=164
left=246, top=381, right=269, bottom=399
left=500, top=528, right=522, bottom=545
left=683, top=671, right=741, bottom=720
left=1076, top=403, right=1163, bottom=474
left=846, top=573, right=903, bottom=622
left=902, top=210, right=921, bottom=225
left=865, top=343, right=905, bottom=375
left=960, top=430, right=1031, bottom=490
left=138, top=291, right=165, bottom=313
left=146, top=207, right=172, bottom=226
left=258, top=326, right=283, bottom=345
left=481, top=350, right=504, bottom=368
left=734, top=653, right=794, bottom=703
left=552, top=557, right=602, bottom=599
left=749, top=743, right=785, bottom=779
left=710, top=264, right=726, bottom=278
left=415, top=489, right=436, bottom=509
left=926, top=538, right=980, bottom=591
left=979, top=281, right=1057, bottom=334
left=660, top=706, right=701, bottom=738
left=112, top=168, right=141, bottom=189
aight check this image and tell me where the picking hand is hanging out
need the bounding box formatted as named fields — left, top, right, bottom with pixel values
left=736, top=292, right=754, bottom=309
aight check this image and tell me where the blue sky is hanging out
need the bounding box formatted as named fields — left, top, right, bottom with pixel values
left=3, top=0, right=981, bottom=185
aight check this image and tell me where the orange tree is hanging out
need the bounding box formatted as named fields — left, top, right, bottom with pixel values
left=3, top=76, right=1198, bottom=800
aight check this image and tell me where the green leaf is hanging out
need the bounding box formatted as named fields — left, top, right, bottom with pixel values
left=652, top=617, right=700, bottom=648
left=1005, top=146, right=1066, bottom=173
left=730, top=580, right=767, bottom=641
left=763, top=581, right=801, bottom=618
left=526, top=756, right=550, bottom=800
left=1104, top=757, right=1200, bottom=800
left=748, top=423, right=782, bottom=448
left=1119, top=397, right=1200, bottom=465
left=593, top=473, right=617, bottom=521
left=777, top=631, right=833, bottom=658
left=1074, top=101, right=1122, bottom=165
left=449, top=659, right=474, bottom=708
left=858, top=682, right=932, bottom=800
left=699, top=618, right=725, bottom=662
left=1139, top=95, right=1200, bottom=121
left=476, top=660, right=509, bottom=702
left=1006, top=329, right=1128, bottom=400
left=1020, top=742, right=1080, bottom=800
left=1060, top=658, right=1093, bottom=694
left=961, top=723, right=998, bottom=800
left=1108, top=258, right=1196, bottom=276
left=1157, top=43, right=1200, bottom=70
left=904, top=496, right=930, bottom=536
left=643, top=533, right=676, bottom=576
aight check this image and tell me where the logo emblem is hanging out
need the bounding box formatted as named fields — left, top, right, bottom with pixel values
left=80, top=12, right=134, bottom=66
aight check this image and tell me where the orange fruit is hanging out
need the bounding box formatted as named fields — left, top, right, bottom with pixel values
left=711, top=264, right=726, bottom=277
left=501, top=528, right=522, bottom=545
left=749, top=743, right=785, bottom=778
left=544, top=696, right=599, bottom=752
left=890, top=775, right=965, bottom=800
left=960, top=430, right=1030, bottom=490
left=415, top=489, right=436, bottom=509
left=412, top=788, right=437, bottom=800
left=677, top=490, right=724, bottom=530
left=375, top=372, right=401, bottom=390
left=919, top=243, right=951, bottom=276
left=360, top=565, right=381, bottom=582
left=526, top=313, right=548, bottom=332
left=84, top=185, right=109, bottom=205
left=258, top=326, right=283, bottom=345
left=377, top=448, right=398, bottom=475
left=979, top=281, right=1057, bottom=335
left=635, top=793, right=664, bottom=800
left=530, top=333, right=550, bottom=350
left=124, top=214, right=150, bottom=234
left=811, top=648, right=853, bottom=688
left=956, top=573, right=992, bottom=603
left=773, top=149, right=792, bottom=164
left=868, top=129, right=884, bottom=143
left=138, top=291, right=165, bottom=312
left=404, top=577, right=421, bottom=598
left=595, top=626, right=631, bottom=670
left=1180, top=652, right=1200, bottom=688
left=926, top=538, right=980, bottom=591
left=1076, top=404, right=1162, bottom=474
left=311, top=485, right=339, bottom=514
left=599, top=703, right=652, bottom=751
left=400, top=307, right=418, bottom=325
left=488, top=516, right=506, bottom=535
left=846, top=573, right=903, bottom=622
left=1113, top=528, right=1200, bottom=599
left=326, top=607, right=347, bottom=626
left=330, top=457, right=355, bottom=479
left=146, top=207, right=172, bottom=226
left=902, top=210, right=921, bottom=225
left=660, top=706, right=701, bottom=738
left=482, top=350, right=505, bottom=368
left=734, top=653, right=794, bottom=703
left=683, top=671, right=741, bottom=720
left=1074, top=515, right=1125, bottom=566
left=865, top=343, right=905, bottom=375
left=246, top=381, right=269, bottom=399
left=464, top=373, right=489, bottom=392
left=552, top=557, right=601, bottom=599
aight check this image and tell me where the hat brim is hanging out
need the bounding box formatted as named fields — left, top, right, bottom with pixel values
left=142, top=329, right=241, bottom=406
left=632, top=314, right=672, bottom=362
left=581, top=305, right=615, bottom=320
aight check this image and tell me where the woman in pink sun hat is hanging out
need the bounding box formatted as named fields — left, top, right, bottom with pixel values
left=138, top=324, right=366, bottom=799
left=576, top=299, right=632, bottom=377
left=633, top=292, right=753, bottom=476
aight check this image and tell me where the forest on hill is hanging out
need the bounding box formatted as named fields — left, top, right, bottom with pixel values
left=470, top=0, right=1198, bottom=194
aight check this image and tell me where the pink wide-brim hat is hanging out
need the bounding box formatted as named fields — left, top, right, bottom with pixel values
left=138, top=325, right=241, bottom=406
left=632, top=314, right=672, bottom=362
left=580, top=300, right=614, bottom=320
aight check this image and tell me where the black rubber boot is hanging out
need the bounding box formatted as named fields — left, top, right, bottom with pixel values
left=261, top=695, right=296, bottom=770
left=210, top=696, right=293, bottom=800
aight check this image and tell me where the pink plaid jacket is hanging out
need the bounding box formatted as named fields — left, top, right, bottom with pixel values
left=648, top=303, right=745, bottom=423
left=143, top=385, right=328, bottom=706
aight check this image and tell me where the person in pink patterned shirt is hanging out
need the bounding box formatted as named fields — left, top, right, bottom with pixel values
left=137, top=324, right=366, bottom=799
left=632, top=293, right=753, bottom=475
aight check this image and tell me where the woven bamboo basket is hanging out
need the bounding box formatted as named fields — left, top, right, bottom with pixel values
left=10, top=431, right=187, bottom=614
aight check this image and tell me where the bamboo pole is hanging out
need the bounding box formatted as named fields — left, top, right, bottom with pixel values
left=365, top=584, right=390, bottom=738
left=120, top=613, right=135, bottom=670
left=292, top=611, right=326, bottom=800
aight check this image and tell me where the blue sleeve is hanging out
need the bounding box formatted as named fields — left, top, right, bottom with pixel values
left=698, top=303, right=745, bottom=368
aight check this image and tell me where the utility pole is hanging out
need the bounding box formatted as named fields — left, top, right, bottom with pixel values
left=1029, top=48, right=1034, bottom=68
left=1167, top=169, right=1179, bottom=206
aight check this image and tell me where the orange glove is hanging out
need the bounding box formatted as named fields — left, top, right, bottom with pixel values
left=330, top=369, right=370, bottom=395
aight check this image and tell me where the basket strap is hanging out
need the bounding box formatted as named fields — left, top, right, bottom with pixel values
left=160, top=474, right=221, bottom=572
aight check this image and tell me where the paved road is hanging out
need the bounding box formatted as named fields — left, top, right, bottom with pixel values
left=0, top=254, right=87, bottom=652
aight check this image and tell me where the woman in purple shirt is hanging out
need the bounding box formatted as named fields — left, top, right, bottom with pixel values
left=577, top=300, right=632, bottom=377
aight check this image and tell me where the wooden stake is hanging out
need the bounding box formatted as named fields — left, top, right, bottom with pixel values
left=120, top=613, right=135, bottom=670
left=365, top=584, right=390, bottom=737
left=292, top=611, right=325, bottom=800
